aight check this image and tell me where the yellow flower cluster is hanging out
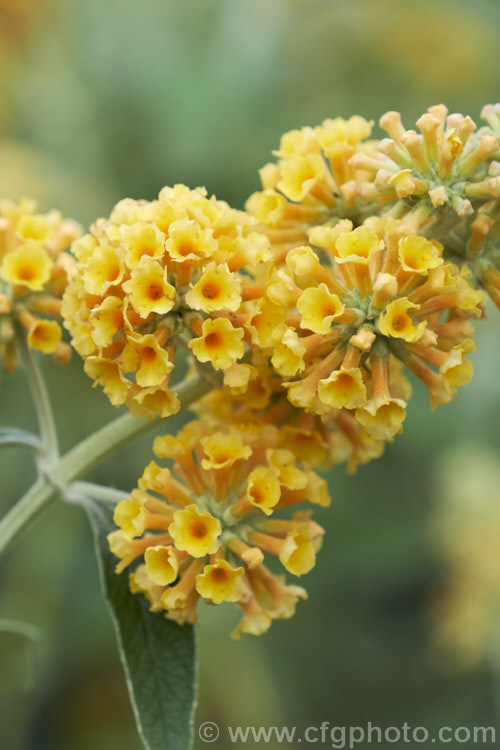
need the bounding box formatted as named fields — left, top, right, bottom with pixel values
left=45, top=101, right=498, bottom=637
left=253, top=219, right=482, bottom=439
left=108, top=408, right=327, bottom=638
left=246, top=116, right=378, bottom=244
left=0, top=198, right=81, bottom=371
left=248, top=104, right=500, bottom=308
left=63, top=185, right=271, bottom=417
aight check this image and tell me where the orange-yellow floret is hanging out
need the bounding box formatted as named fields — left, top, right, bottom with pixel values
left=188, top=317, right=245, bottom=371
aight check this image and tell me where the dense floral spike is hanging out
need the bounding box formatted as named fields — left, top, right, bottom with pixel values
left=63, top=185, right=272, bottom=417
left=257, top=219, right=482, bottom=432
left=108, top=411, right=327, bottom=638
left=0, top=198, right=81, bottom=371
left=356, top=105, right=500, bottom=221
left=246, top=116, right=380, bottom=247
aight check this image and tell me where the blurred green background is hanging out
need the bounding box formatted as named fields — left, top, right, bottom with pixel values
left=0, top=0, right=499, bottom=747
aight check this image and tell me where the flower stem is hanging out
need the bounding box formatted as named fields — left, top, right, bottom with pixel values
left=0, top=478, right=55, bottom=555
left=16, top=326, right=59, bottom=462
left=71, top=482, right=130, bottom=505
left=0, top=428, right=42, bottom=453
left=0, top=375, right=210, bottom=556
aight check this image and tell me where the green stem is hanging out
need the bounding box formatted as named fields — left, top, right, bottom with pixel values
left=0, top=428, right=42, bottom=453
left=0, top=375, right=210, bottom=556
left=72, top=482, right=129, bottom=505
left=16, top=326, right=59, bottom=461
left=0, top=478, right=55, bottom=555
left=0, top=618, right=40, bottom=642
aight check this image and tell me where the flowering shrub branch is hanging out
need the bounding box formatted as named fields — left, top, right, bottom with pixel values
left=0, top=373, right=209, bottom=556
left=0, top=103, right=499, bottom=749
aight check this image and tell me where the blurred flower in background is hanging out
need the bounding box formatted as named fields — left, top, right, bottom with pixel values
left=0, top=0, right=499, bottom=748
left=431, top=445, right=500, bottom=670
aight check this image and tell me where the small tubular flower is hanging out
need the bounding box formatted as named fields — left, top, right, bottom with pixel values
left=0, top=199, right=81, bottom=371
left=188, top=318, right=244, bottom=371
left=195, top=560, right=245, bottom=605
left=63, top=185, right=271, bottom=417
left=108, top=408, right=327, bottom=637
left=185, top=261, right=242, bottom=313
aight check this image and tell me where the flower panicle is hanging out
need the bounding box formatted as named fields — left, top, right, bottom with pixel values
left=108, top=407, right=329, bottom=638
left=63, top=185, right=273, bottom=418
left=255, top=218, right=481, bottom=435
left=0, top=198, right=81, bottom=371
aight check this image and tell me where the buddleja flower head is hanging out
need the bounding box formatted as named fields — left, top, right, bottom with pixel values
left=0, top=198, right=81, bottom=371
left=63, top=185, right=272, bottom=417
left=258, top=218, right=482, bottom=437
left=246, top=116, right=378, bottom=245
left=354, top=104, right=500, bottom=220
left=108, top=408, right=327, bottom=638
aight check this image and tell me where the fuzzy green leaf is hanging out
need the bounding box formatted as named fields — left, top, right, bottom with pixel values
left=86, top=501, right=197, bottom=750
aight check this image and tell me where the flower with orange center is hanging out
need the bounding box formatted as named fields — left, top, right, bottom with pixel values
left=195, top=560, right=245, bottom=605
left=318, top=368, right=367, bottom=411
left=200, top=432, right=252, bottom=470
left=108, top=407, right=327, bottom=637
left=27, top=320, right=62, bottom=354
left=169, top=505, right=222, bottom=558
left=82, top=244, right=125, bottom=294
left=378, top=298, right=427, bottom=343
left=63, top=185, right=270, bottom=417
left=297, top=283, right=345, bottom=334
left=121, top=333, right=174, bottom=388
left=122, top=258, right=176, bottom=318
left=185, top=261, right=242, bottom=313
left=188, top=318, right=245, bottom=371
left=246, top=467, right=281, bottom=516
left=0, top=199, right=80, bottom=371
left=1, top=241, right=53, bottom=291
left=398, top=236, right=443, bottom=274
left=121, top=222, right=166, bottom=266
